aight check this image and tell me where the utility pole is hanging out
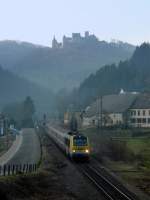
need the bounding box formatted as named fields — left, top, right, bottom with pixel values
left=97, top=96, right=103, bottom=134
left=100, top=96, right=103, bottom=131
left=0, top=114, right=4, bottom=136
left=3, top=117, right=9, bottom=150
left=5, top=117, right=9, bottom=150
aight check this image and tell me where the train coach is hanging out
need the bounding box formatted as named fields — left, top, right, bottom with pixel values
left=46, top=125, right=90, bottom=160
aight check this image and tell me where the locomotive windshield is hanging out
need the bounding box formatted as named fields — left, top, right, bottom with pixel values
left=73, top=136, right=88, bottom=146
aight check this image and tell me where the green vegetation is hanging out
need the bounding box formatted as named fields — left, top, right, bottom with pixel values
left=66, top=43, right=150, bottom=108
left=83, top=127, right=150, bottom=168
left=8, top=40, right=134, bottom=91
left=21, top=96, right=35, bottom=128
left=0, top=65, right=55, bottom=115
left=83, top=127, right=150, bottom=196
left=3, top=96, right=36, bottom=128
left=127, top=138, right=150, bottom=169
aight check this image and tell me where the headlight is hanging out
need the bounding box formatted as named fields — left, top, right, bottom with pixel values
left=85, top=149, right=89, bottom=153
left=73, top=150, right=76, bottom=153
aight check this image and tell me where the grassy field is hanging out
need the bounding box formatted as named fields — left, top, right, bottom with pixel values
left=81, top=127, right=150, bottom=197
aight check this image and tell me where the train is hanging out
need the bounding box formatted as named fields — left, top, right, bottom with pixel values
left=46, top=125, right=90, bottom=160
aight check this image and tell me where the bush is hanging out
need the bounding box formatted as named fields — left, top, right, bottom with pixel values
left=108, top=139, right=135, bottom=161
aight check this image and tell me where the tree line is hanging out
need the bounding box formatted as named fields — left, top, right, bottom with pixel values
left=2, top=96, right=35, bottom=129
left=56, top=43, right=150, bottom=116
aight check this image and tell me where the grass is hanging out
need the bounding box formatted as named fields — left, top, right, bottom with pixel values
left=82, top=127, right=150, bottom=166
left=127, top=138, right=150, bottom=154
left=81, top=127, right=150, bottom=197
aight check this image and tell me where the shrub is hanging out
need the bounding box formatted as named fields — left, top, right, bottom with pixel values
left=108, top=139, right=135, bottom=161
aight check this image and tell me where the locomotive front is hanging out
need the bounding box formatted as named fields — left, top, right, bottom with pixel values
left=70, top=134, right=90, bottom=160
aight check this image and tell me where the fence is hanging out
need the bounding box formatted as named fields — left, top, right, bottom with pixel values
left=0, top=163, right=38, bottom=176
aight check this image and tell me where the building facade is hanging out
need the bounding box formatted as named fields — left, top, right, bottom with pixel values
left=82, top=93, right=138, bottom=128
left=129, top=109, right=150, bottom=128
left=65, top=92, right=150, bottom=129
left=129, top=94, right=150, bottom=128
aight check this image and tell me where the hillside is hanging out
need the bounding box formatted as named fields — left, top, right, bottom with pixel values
left=74, top=43, right=150, bottom=107
left=0, top=40, right=42, bottom=69
left=0, top=38, right=135, bottom=92
left=0, top=66, right=54, bottom=114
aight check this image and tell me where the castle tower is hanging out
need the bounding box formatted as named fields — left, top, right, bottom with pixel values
left=52, top=36, right=58, bottom=49
left=85, top=31, right=90, bottom=38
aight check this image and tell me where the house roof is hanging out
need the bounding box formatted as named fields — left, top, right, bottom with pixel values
left=85, top=93, right=138, bottom=117
left=131, top=94, right=150, bottom=109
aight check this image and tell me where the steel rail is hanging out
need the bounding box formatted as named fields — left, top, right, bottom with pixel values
left=45, top=125, right=138, bottom=200
left=80, top=165, right=114, bottom=200
left=90, top=164, right=132, bottom=199
left=79, top=163, right=137, bottom=200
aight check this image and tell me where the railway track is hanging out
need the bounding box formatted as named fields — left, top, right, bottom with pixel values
left=44, top=125, right=140, bottom=200
left=78, top=160, right=139, bottom=200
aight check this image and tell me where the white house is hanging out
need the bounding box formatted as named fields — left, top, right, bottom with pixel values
left=129, top=94, right=150, bottom=128
left=83, top=93, right=138, bottom=127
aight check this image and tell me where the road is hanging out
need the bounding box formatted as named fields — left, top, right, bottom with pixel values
left=7, top=128, right=41, bottom=165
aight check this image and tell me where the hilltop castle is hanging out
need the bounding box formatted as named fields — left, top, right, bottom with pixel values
left=52, top=31, right=98, bottom=49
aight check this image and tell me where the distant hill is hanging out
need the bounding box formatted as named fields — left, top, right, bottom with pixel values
left=0, top=40, right=43, bottom=69
left=74, top=43, right=150, bottom=107
left=0, top=38, right=135, bottom=92
left=0, top=65, right=54, bottom=115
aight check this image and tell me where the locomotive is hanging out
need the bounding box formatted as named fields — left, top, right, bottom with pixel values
left=46, top=125, right=90, bottom=160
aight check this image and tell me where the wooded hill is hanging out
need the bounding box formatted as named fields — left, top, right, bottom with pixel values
left=0, top=40, right=134, bottom=92
left=70, top=43, right=150, bottom=108
left=0, top=66, right=54, bottom=115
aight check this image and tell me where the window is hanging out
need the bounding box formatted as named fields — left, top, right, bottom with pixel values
left=143, top=110, right=146, bottom=116
left=142, top=118, right=146, bottom=123
left=149, top=110, right=150, bottom=116
left=148, top=118, right=150, bottom=123
left=138, top=110, right=140, bottom=116
left=130, top=110, right=136, bottom=116
left=73, top=136, right=88, bottom=146
left=137, top=118, right=141, bottom=123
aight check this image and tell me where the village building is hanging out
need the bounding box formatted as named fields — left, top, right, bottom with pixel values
left=64, top=111, right=82, bottom=129
left=82, top=91, right=138, bottom=128
left=64, top=91, right=150, bottom=129
left=129, top=94, right=150, bottom=128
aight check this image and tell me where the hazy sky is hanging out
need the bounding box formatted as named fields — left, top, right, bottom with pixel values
left=0, top=0, right=150, bottom=46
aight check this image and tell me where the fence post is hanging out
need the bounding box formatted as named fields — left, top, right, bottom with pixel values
left=26, top=164, right=28, bottom=173
left=16, top=165, right=18, bottom=174
left=29, top=164, right=31, bottom=172
left=3, top=165, right=6, bottom=176
left=35, top=164, right=37, bottom=172
left=12, top=165, right=15, bottom=175
left=8, top=165, right=10, bottom=176
left=31, top=164, right=33, bottom=172
left=19, top=164, right=22, bottom=173
left=0, top=163, right=38, bottom=175
left=33, top=164, right=36, bottom=172
left=23, top=164, right=26, bottom=173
